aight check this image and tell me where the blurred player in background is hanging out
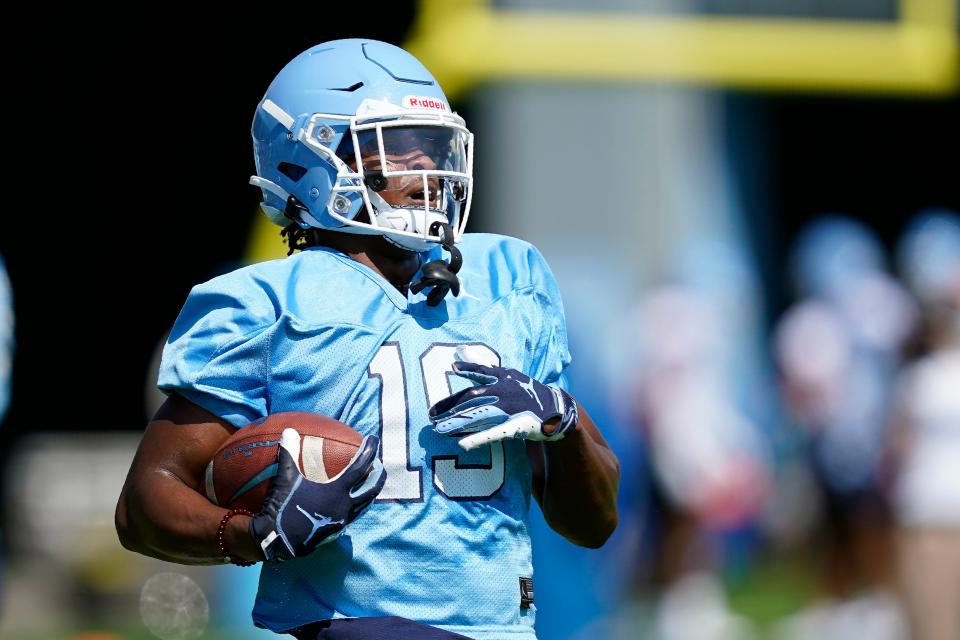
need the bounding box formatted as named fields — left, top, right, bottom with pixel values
left=0, top=257, right=11, bottom=425
left=0, top=255, right=12, bottom=602
left=773, top=216, right=914, bottom=638
left=888, top=210, right=960, bottom=640
left=626, top=239, right=773, bottom=640
left=115, top=39, right=619, bottom=640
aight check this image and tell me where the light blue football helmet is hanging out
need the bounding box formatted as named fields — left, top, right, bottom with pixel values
left=896, top=208, right=960, bottom=301
left=789, top=215, right=884, bottom=300
left=251, top=40, right=473, bottom=252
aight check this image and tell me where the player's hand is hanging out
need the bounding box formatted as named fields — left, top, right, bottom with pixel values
left=428, top=363, right=579, bottom=451
left=250, top=428, right=385, bottom=562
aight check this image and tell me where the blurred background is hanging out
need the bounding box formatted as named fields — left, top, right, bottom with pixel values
left=1, top=1, right=958, bottom=638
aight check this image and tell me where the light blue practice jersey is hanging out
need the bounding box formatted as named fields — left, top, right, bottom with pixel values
left=158, top=233, right=571, bottom=639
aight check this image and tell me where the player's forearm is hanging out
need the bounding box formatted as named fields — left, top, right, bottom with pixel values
left=116, top=470, right=261, bottom=565
left=539, top=404, right=620, bottom=548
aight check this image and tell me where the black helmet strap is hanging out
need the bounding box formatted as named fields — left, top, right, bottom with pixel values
left=410, top=222, right=462, bottom=307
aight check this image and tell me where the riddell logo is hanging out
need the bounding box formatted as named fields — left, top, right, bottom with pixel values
left=403, top=96, right=447, bottom=111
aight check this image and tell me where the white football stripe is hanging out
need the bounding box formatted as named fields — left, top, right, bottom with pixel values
left=204, top=460, right=218, bottom=504
left=301, top=435, right=330, bottom=483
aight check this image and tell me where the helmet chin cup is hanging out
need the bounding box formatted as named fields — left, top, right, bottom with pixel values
left=380, top=216, right=449, bottom=251
left=366, top=190, right=450, bottom=252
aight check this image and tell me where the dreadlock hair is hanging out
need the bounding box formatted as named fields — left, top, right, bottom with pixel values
left=280, top=223, right=323, bottom=256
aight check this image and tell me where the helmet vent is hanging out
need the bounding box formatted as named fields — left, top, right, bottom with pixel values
left=331, top=82, right=364, bottom=92
left=278, top=162, right=308, bottom=182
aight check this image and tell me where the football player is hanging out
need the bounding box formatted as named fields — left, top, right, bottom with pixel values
left=115, top=39, right=619, bottom=640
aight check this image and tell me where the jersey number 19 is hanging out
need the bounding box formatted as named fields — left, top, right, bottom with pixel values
left=368, top=343, right=505, bottom=502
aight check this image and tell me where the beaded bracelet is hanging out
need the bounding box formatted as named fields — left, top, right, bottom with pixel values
left=216, top=508, right=257, bottom=567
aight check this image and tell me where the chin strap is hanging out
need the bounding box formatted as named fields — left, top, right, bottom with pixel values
left=410, top=222, right=462, bottom=307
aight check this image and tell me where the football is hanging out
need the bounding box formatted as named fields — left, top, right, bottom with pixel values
left=205, top=412, right=363, bottom=512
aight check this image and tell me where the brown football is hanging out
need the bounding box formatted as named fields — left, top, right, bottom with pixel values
left=205, top=412, right=362, bottom=512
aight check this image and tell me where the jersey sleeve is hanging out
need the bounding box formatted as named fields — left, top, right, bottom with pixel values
left=157, top=274, right=276, bottom=427
left=525, top=245, right=572, bottom=389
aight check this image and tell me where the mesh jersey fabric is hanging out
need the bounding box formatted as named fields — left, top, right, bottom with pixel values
left=158, top=233, right=571, bottom=639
